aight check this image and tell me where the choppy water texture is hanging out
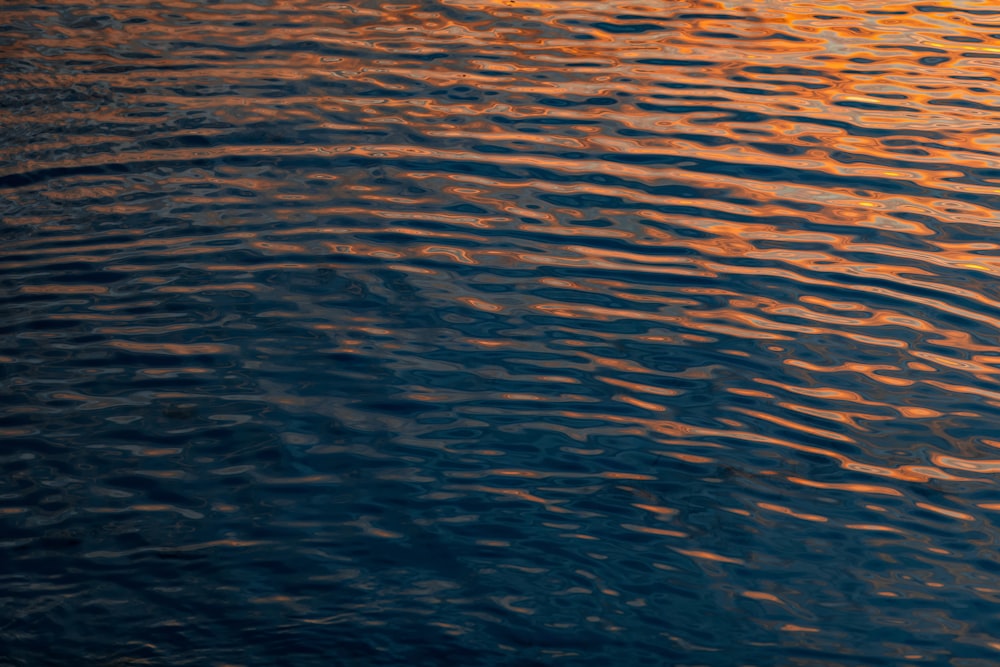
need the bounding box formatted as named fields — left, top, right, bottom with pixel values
left=5, top=1, right=1000, bottom=665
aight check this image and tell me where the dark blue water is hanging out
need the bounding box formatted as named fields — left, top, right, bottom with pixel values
left=5, top=1, right=1000, bottom=665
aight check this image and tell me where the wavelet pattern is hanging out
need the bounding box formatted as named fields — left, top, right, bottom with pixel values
left=4, top=1, right=1000, bottom=665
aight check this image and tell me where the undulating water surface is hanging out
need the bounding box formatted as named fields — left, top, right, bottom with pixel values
left=4, top=0, right=1000, bottom=664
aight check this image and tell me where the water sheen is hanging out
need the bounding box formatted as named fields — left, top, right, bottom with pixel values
left=3, top=1, right=1000, bottom=665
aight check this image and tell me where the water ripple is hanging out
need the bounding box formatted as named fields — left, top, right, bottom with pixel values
left=5, top=0, right=1000, bottom=665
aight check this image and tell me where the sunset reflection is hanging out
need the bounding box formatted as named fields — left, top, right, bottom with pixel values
left=4, top=0, right=1000, bottom=664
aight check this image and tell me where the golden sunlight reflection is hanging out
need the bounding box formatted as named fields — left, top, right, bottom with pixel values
left=5, top=0, right=1000, bottom=663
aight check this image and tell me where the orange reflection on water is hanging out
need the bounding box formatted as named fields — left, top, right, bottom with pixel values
left=756, top=502, right=828, bottom=523
left=788, top=477, right=903, bottom=497
left=6, top=0, right=1000, bottom=660
left=672, top=548, right=745, bottom=566
left=105, top=340, right=236, bottom=355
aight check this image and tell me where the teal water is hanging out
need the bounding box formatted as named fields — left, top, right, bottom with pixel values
left=4, top=1, right=1000, bottom=665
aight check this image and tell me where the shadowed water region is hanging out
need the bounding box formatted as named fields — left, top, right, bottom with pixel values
left=4, top=0, right=1000, bottom=664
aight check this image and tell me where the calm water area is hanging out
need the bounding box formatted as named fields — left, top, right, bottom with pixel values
left=4, top=1, right=1000, bottom=665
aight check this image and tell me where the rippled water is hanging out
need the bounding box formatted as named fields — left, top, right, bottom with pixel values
left=5, top=1, right=1000, bottom=664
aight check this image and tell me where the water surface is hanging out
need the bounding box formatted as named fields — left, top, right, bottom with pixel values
left=4, top=1, right=1000, bottom=665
